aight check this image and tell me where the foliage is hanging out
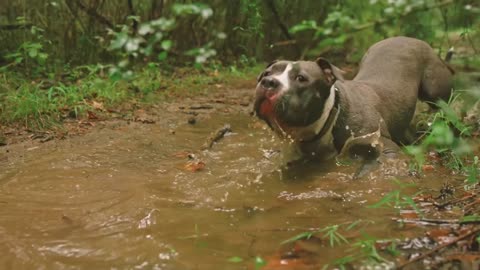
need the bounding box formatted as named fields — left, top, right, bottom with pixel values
left=106, top=3, right=224, bottom=80
left=289, top=0, right=478, bottom=60
left=368, top=179, right=421, bottom=215
left=404, top=95, right=478, bottom=184
left=280, top=220, right=400, bottom=269
left=1, top=17, right=50, bottom=75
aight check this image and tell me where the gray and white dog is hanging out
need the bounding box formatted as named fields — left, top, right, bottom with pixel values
left=254, top=36, right=454, bottom=162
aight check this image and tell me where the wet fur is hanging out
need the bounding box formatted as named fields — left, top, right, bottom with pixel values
left=255, top=37, right=454, bottom=160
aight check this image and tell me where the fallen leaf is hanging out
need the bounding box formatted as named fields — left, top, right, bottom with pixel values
left=134, top=109, right=155, bottom=124
left=87, top=111, right=98, bottom=120
left=426, top=228, right=453, bottom=239
left=422, top=164, right=435, bottom=171
left=400, top=210, right=419, bottom=219
left=92, top=100, right=104, bottom=111
left=184, top=161, right=206, bottom=172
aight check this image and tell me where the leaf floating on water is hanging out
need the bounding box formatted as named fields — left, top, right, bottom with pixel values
left=184, top=160, right=206, bottom=172
left=227, top=256, right=243, bottom=263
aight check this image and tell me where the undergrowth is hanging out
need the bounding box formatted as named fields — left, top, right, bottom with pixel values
left=0, top=64, right=260, bottom=130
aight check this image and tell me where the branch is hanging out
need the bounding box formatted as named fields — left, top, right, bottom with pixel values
left=149, top=0, right=164, bottom=20
left=397, top=226, right=480, bottom=269
left=73, top=0, right=114, bottom=29
left=352, top=0, right=454, bottom=33
left=265, top=0, right=301, bottom=57
left=293, top=0, right=455, bottom=59
left=0, top=24, right=33, bottom=30
left=127, top=0, right=138, bottom=32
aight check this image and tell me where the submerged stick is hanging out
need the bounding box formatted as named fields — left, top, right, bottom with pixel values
left=397, top=226, right=480, bottom=269
left=201, top=124, right=232, bottom=150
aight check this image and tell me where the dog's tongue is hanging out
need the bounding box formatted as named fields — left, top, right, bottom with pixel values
left=259, top=99, right=275, bottom=120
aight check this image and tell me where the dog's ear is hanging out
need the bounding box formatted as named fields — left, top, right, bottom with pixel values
left=257, top=60, right=279, bottom=82
left=316, top=57, right=345, bottom=85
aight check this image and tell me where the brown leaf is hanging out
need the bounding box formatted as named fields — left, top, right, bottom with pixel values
left=426, top=228, right=453, bottom=239
left=422, top=164, right=435, bottom=171
left=134, top=109, right=155, bottom=124
left=92, top=100, right=104, bottom=111
left=87, top=111, right=98, bottom=120
left=184, top=161, right=206, bottom=172
left=400, top=210, right=419, bottom=219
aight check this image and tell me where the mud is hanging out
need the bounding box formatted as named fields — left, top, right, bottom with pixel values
left=0, top=83, right=478, bottom=269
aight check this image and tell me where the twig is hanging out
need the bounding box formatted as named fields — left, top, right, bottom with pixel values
left=127, top=0, right=138, bottom=32
left=463, top=198, right=480, bottom=211
left=397, top=226, right=480, bottom=269
left=201, top=124, right=232, bottom=150
left=299, top=0, right=454, bottom=59
left=0, top=23, right=33, bottom=30
left=271, top=40, right=297, bottom=47
left=352, top=0, right=454, bottom=33
left=434, top=194, right=476, bottom=209
left=264, top=0, right=301, bottom=58
left=73, top=0, right=114, bottom=29
left=394, top=218, right=460, bottom=225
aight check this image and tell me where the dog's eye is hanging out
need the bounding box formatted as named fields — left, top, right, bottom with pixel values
left=295, top=75, right=308, bottom=82
left=263, top=71, right=271, bottom=77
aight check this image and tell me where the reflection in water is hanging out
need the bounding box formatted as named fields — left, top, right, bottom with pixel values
left=0, top=113, right=446, bottom=269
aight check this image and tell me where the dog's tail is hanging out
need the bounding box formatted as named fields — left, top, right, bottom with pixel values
left=443, top=47, right=455, bottom=74
left=445, top=47, right=454, bottom=62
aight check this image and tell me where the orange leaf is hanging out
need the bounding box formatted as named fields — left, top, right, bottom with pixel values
left=422, top=164, right=435, bottom=171
left=87, top=111, right=98, bottom=120
left=184, top=161, right=206, bottom=172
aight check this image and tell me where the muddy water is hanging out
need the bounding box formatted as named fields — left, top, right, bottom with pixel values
left=0, top=113, right=453, bottom=269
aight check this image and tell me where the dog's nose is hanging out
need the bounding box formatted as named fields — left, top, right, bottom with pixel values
left=260, top=77, right=279, bottom=90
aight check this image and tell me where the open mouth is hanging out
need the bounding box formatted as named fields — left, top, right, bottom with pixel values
left=257, top=97, right=273, bottom=118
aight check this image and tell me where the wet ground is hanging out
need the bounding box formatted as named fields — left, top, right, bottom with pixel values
left=0, top=83, right=478, bottom=269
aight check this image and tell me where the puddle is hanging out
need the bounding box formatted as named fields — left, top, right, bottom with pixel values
left=0, top=112, right=468, bottom=269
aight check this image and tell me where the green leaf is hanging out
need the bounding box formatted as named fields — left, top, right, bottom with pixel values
left=161, top=40, right=173, bottom=51
left=108, top=67, right=123, bottom=81
left=138, top=23, right=154, bottom=35
left=368, top=191, right=399, bottom=208
left=436, top=100, right=471, bottom=136
left=157, top=51, right=168, bottom=61
left=290, top=20, right=318, bottom=33
left=227, top=256, right=243, bottom=263
left=346, top=220, right=367, bottom=231
left=14, top=57, right=24, bottom=64
left=280, top=231, right=313, bottom=245
left=254, top=256, right=266, bottom=269
left=462, top=215, right=480, bottom=222
left=402, top=196, right=422, bottom=216
left=28, top=48, right=38, bottom=58
left=109, top=32, right=128, bottom=50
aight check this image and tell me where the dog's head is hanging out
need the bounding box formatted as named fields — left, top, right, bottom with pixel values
left=254, top=58, right=344, bottom=140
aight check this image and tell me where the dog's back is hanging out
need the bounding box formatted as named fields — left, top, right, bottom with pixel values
left=332, top=37, right=454, bottom=148
left=355, top=36, right=453, bottom=104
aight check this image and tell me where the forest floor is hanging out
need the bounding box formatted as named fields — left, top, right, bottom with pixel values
left=0, top=66, right=260, bottom=148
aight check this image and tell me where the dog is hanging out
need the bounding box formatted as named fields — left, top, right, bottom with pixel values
left=254, top=36, right=454, bottom=164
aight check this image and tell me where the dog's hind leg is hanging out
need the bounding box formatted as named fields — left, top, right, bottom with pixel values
left=419, top=56, right=454, bottom=106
